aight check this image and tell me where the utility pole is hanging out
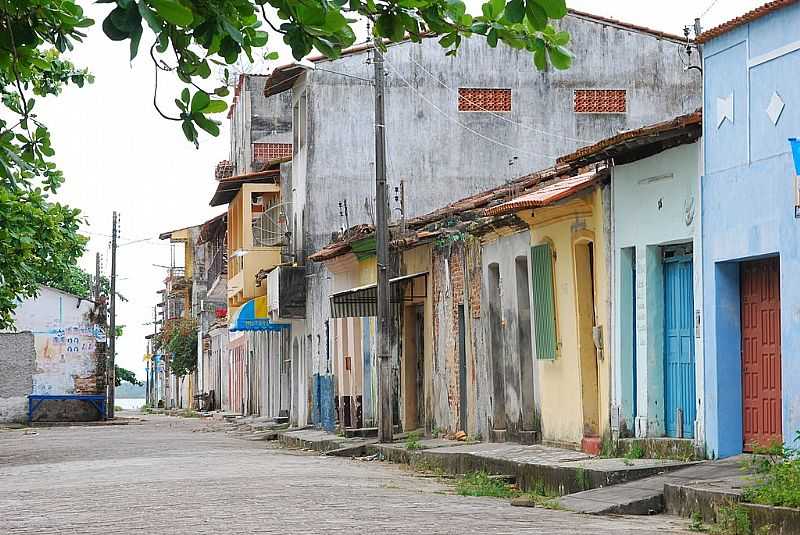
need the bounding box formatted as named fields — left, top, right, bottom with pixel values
left=373, top=39, right=392, bottom=443
left=108, top=211, right=118, bottom=419
left=94, top=252, right=101, bottom=300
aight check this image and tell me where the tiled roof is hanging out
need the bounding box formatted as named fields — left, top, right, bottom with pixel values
left=557, top=110, right=702, bottom=167
left=307, top=224, right=374, bottom=262
left=484, top=171, right=603, bottom=217
left=696, top=0, right=797, bottom=43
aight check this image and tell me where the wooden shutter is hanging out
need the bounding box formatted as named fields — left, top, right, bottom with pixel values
left=531, top=244, right=557, bottom=360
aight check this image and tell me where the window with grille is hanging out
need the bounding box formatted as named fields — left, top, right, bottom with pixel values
left=458, top=88, right=512, bottom=112
left=574, top=89, right=627, bottom=113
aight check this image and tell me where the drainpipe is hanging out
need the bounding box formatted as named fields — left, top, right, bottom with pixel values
left=608, top=158, right=617, bottom=439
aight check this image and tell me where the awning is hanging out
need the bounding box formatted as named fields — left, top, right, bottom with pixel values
left=230, top=296, right=290, bottom=332
left=330, top=272, right=428, bottom=318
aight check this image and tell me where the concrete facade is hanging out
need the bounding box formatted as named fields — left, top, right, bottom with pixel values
left=0, top=332, right=35, bottom=423
left=276, top=12, right=700, bottom=433
left=611, top=142, right=703, bottom=442
left=701, top=3, right=800, bottom=458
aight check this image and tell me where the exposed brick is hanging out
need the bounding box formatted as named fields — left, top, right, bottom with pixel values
left=252, top=143, right=292, bottom=164
left=458, top=88, right=512, bottom=112
left=215, top=160, right=234, bottom=180
left=574, top=89, right=626, bottom=113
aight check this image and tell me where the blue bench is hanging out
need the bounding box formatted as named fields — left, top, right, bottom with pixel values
left=27, top=394, right=107, bottom=423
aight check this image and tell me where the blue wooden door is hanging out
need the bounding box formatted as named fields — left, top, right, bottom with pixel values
left=664, top=256, right=696, bottom=438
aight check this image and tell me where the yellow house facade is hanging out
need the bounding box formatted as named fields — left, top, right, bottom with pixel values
left=487, top=170, right=611, bottom=452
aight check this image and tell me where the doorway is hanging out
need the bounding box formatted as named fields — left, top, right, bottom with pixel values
left=741, top=257, right=782, bottom=451
left=574, top=241, right=599, bottom=437
left=487, top=263, right=506, bottom=431
left=515, top=256, right=536, bottom=431
left=402, top=304, right=425, bottom=430
left=663, top=246, right=696, bottom=438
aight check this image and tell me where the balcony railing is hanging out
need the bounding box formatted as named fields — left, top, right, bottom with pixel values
left=253, top=202, right=287, bottom=247
left=206, top=246, right=227, bottom=288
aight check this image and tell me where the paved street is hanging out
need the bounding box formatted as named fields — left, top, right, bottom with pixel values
left=0, top=414, right=692, bottom=534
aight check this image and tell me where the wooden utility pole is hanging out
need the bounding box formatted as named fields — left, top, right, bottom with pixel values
left=94, top=252, right=101, bottom=300
left=373, top=40, right=392, bottom=443
left=108, top=212, right=118, bottom=419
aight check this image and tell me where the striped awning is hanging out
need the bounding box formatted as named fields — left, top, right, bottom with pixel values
left=330, top=272, right=427, bottom=318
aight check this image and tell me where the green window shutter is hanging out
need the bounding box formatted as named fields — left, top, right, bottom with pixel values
left=531, top=244, right=557, bottom=360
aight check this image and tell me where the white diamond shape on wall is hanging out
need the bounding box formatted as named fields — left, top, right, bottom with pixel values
left=766, top=92, right=785, bottom=125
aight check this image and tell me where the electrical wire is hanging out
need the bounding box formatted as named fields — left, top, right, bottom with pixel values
left=379, top=50, right=559, bottom=160
left=699, top=0, right=721, bottom=19
left=405, top=55, right=592, bottom=144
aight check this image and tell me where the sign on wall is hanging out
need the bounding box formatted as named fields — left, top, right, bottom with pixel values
left=789, top=138, right=800, bottom=218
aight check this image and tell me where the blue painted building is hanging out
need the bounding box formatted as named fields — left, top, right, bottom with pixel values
left=699, top=1, right=800, bottom=458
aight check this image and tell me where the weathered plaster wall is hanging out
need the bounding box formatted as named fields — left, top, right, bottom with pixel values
left=480, top=229, right=540, bottom=441
left=612, top=142, right=703, bottom=441
left=291, top=12, right=700, bottom=417
left=0, top=332, right=35, bottom=423
left=427, top=237, right=490, bottom=437
left=519, top=189, right=610, bottom=447
left=702, top=3, right=800, bottom=458
left=2, top=287, right=104, bottom=421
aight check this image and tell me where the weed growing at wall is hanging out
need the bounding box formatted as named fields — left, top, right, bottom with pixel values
left=742, top=430, right=800, bottom=509
left=405, top=431, right=423, bottom=451
left=709, top=504, right=751, bottom=535
left=456, top=472, right=516, bottom=498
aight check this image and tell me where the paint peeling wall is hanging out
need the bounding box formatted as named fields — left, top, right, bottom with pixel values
left=1, top=286, right=105, bottom=421
left=479, top=229, right=540, bottom=442
left=518, top=189, right=611, bottom=448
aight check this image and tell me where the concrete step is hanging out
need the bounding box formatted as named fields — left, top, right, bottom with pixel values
left=559, top=475, right=668, bottom=514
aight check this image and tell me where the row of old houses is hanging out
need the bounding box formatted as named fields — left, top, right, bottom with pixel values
left=149, top=2, right=800, bottom=460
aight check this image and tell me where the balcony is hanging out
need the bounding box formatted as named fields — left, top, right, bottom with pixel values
left=206, top=247, right=228, bottom=301
left=252, top=202, right=288, bottom=247
left=266, top=265, right=306, bottom=319
left=227, top=248, right=282, bottom=308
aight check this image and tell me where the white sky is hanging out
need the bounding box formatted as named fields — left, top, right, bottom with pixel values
left=42, top=0, right=762, bottom=380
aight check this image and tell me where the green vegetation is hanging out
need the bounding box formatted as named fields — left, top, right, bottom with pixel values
left=624, top=442, right=645, bottom=461
left=689, top=511, right=707, bottom=532
left=178, top=408, right=199, bottom=418
left=456, top=472, right=516, bottom=498
left=405, top=431, right=423, bottom=451
left=742, top=431, right=800, bottom=509
left=156, top=319, right=198, bottom=377
left=708, top=504, right=751, bottom=535
left=574, top=467, right=590, bottom=491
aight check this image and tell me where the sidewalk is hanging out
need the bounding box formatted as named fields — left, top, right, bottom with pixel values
left=275, top=427, right=693, bottom=495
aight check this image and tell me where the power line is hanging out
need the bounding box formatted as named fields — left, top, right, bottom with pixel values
left=699, top=0, right=721, bottom=19
left=379, top=50, right=559, bottom=160
left=405, top=55, right=591, bottom=144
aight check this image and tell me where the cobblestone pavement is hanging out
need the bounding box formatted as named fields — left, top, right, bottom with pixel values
left=0, top=414, right=692, bottom=534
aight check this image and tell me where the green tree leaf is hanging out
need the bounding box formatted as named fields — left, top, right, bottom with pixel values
left=149, top=0, right=193, bottom=26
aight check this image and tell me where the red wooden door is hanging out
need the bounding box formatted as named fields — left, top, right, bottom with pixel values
left=741, top=258, right=782, bottom=451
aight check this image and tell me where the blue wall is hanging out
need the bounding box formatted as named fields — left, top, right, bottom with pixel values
left=702, top=3, right=800, bottom=458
